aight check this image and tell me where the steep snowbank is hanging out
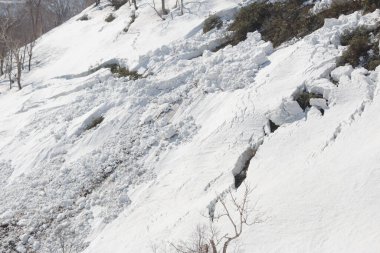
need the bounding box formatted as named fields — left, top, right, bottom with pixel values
left=0, top=0, right=380, bottom=252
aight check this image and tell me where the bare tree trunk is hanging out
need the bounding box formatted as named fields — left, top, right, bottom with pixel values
left=150, top=0, right=165, bottom=20
left=28, top=52, right=33, bottom=71
left=0, top=57, right=3, bottom=76
left=27, top=42, right=35, bottom=71
left=210, top=239, right=217, bottom=253
left=180, top=0, right=184, bottom=14
left=12, top=49, right=23, bottom=90
left=132, top=0, right=138, bottom=10
left=17, top=60, right=22, bottom=90
left=7, top=54, right=13, bottom=89
left=161, top=0, right=167, bottom=15
left=22, top=46, right=27, bottom=70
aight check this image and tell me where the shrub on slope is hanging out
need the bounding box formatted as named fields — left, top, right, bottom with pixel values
left=228, top=0, right=380, bottom=47
left=338, top=25, right=380, bottom=70
left=110, top=0, right=128, bottom=10
left=105, top=13, right=116, bottom=22
left=203, top=15, right=223, bottom=33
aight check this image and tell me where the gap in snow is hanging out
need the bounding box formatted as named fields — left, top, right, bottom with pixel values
left=292, top=85, right=329, bottom=116
left=294, top=89, right=324, bottom=111
left=84, top=116, right=105, bottom=131
left=233, top=147, right=257, bottom=189
left=268, top=119, right=280, bottom=133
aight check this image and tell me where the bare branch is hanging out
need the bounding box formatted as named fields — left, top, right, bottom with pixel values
left=169, top=183, right=262, bottom=253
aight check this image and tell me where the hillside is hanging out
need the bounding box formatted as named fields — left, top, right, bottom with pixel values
left=1, top=0, right=380, bottom=252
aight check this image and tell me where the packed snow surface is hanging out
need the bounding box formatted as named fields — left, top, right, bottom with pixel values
left=0, top=0, right=380, bottom=252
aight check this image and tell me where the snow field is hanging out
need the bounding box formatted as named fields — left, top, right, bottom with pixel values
left=0, top=0, right=380, bottom=252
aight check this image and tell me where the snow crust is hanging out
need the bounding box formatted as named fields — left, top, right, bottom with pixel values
left=1, top=0, right=380, bottom=252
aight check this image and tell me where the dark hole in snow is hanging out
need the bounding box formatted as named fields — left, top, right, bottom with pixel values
left=0, top=224, right=8, bottom=228
left=269, top=120, right=280, bottom=133
left=330, top=74, right=339, bottom=86
left=234, top=167, right=248, bottom=189
left=234, top=148, right=256, bottom=189
left=294, top=90, right=323, bottom=111
left=319, top=108, right=325, bottom=116
left=85, top=116, right=104, bottom=131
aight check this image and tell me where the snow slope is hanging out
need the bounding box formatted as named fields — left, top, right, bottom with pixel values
left=0, top=0, right=380, bottom=252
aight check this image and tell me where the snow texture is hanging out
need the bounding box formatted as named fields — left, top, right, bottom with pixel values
left=1, top=0, right=380, bottom=252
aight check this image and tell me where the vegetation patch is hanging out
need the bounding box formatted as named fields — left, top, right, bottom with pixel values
left=228, top=0, right=380, bottom=47
left=337, top=25, right=380, bottom=70
left=109, top=64, right=142, bottom=80
left=78, top=14, right=89, bottom=21
left=110, top=0, right=128, bottom=10
left=362, top=0, right=380, bottom=13
left=88, top=63, right=143, bottom=80
left=203, top=15, right=223, bottom=33
left=105, top=13, right=116, bottom=22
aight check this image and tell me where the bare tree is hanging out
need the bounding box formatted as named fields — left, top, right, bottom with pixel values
left=4, top=53, right=14, bottom=89
left=49, top=0, right=72, bottom=26
left=25, top=0, right=43, bottom=71
left=149, top=0, right=165, bottom=20
left=0, top=10, right=19, bottom=88
left=0, top=17, right=7, bottom=76
left=161, top=0, right=168, bottom=15
left=180, top=0, right=184, bottom=15
left=0, top=47, right=5, bottom=76
left=132, top=0, right=138, bottom=10
left=0, top=0, right=90, bottom=86
left=12, top=43, right=23, bottom=90
left=175, top=0, right=184, bottom=15
left=3, top=33, right=24, bottom=89
left=26, top=0, right=43, bottom=38
left=171, top=183, right=262, bottom=253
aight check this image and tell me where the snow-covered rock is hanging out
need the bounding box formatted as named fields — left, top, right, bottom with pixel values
left=331, top=65, right=354, bottom=82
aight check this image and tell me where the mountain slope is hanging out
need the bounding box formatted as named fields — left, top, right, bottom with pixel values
left=0, top=1, right=380, bottom=253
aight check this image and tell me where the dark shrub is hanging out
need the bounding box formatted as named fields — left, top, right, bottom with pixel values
left=319, top=0, right=363, bottom=18
left=338, top=35, right=370, bottom=67
left=339, top=27, right=369, bottom=46
left=78, top=14, right=89, bottom=21
left=105, top=13, right=116, bottom=22
left=109, top=0, right=128, bottom=9
left=337, top=25, right=380, bottom=70
left=228, top=2, right=271, bottom=45
left=261, top=2, right=314, bottom=47
left=203, top=15, right=223, bottom=33
left=362, top=0, right=380, bottom=12
left=367, top=59, right=380, bottom=70
left=110, top=64, right=142, bottom=80
left=228, top=0, right=380, bottom=47
left=229, top=0, right=323, bottom=47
